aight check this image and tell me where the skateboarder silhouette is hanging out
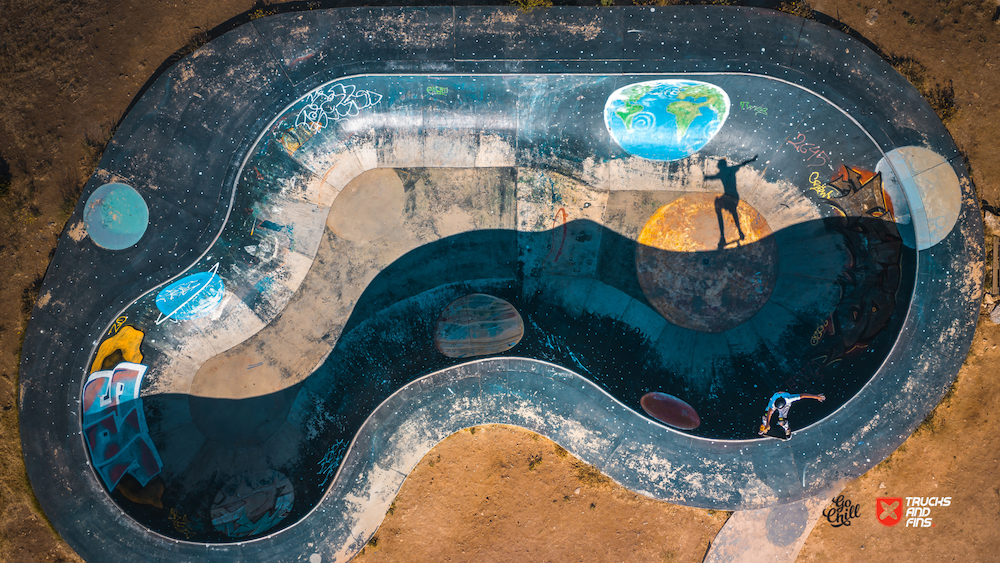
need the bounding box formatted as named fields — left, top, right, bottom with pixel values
left=758, top=391, right=825, bottom=439
left=704, top=155, right=757, bottom=249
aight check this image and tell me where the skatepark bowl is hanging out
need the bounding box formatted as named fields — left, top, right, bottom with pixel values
left=19, top=6, right=982, bottom=562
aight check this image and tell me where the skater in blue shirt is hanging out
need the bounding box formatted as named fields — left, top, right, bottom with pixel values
left=758, top=391, right=825, bottom=440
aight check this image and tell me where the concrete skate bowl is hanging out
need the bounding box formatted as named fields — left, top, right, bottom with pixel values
left=19, top=6, right=982, bottom=562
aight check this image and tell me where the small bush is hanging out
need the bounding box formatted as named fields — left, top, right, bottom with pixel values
left=177, top=30, right=209, bottom=59
left=512, top=0, right=553, bottom=13
left=11, top=193, right=41, bottom=226
left=21, top=275, right=43, bottom=318
left=80, top=118, right=117, bottom=176
left=527, top=454, right=542, bottom=471
left=81, top=136, right=106, bottom=178
left=890, top=56, right=927, bottom=91
left=875, top=443, right=906, bottom=470
left=58, top=181, right=82, bottom=223
left=249, top=8, right=276, bottom=20
left=779, top=0, right=814, bottom=19
left=888, top=57, right=958, bottom=123
left=631, top=0, right=682, bottom=6
left=925, top=80, right=958, bottom=122
left=573, top=460, right=610, bottom=486
left=915, top=409, right=942, bottom=435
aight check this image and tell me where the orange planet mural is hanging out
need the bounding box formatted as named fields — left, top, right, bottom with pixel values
left=636, top=193, right=778, bottom=333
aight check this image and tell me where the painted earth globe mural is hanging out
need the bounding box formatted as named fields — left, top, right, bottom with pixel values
left=604, top=79, right=731, bottom=161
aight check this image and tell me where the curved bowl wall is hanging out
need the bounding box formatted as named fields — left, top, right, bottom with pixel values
left=19, top=6, right=981, bottom=562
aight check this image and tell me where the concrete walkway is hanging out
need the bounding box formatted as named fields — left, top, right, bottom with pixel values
left=706, top=485, right=844, bottom=563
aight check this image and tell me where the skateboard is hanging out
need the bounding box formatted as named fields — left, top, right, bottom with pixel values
left=758, top=425, right=791, bottom=440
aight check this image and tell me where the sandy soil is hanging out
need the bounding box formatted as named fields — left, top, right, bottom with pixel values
left=353, top=425, right=727, bottom=563
left=0, top=1, right=997, bottom=562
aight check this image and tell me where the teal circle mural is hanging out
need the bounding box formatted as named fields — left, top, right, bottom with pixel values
left=604, top=79, right=730, bottom=162
left=83, top=183, right=149, bottom=250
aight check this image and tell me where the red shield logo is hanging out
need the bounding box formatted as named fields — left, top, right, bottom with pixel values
left=877, top=497, right=903, bottom=526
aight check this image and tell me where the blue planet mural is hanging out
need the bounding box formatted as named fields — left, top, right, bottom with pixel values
left=155, top=264, right=226, bottom=323
left=604, top=79, right=730, bottom=162
left=83, top=183, right=149, bottom=250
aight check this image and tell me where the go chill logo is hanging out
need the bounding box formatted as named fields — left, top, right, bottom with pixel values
left=877, top=496, right=951, bottom=527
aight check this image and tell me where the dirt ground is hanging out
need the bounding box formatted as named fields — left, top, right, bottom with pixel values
left=0, top=1, right=998, bottom=562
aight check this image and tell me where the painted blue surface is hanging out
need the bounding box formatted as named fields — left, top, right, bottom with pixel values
left=155, top=269, right=225, bottom=322
left=605, top=80, right=730, bottom=161
left=83, top=183, right=149, bottom=250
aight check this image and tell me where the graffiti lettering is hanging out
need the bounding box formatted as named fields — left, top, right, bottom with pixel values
left=787, top=133, right=830, bottom=167
left=739, top=101, right=768, bottom=115
left=169, top=509, right=195, bottom=539
left=277, top=123, right=318, bottom=154
left=426, top=86, right=449, bottom=95
left=803, top=165, right=902, bottom=383
left=82, top=362, right=163, bottom=490
left=108, top=315, right=128, bottom=335
left=318, top=439, right=349, bottom=488
left=807, top=171, right=840, bottom=199
left=810, top=319, right=831, bottom=346
left=210, top=471, right=294, bottom=538
left=294, top=83, right=383, bottom=134
left=822, top=495, right=861, bottom=527
left=545, top=208, right=569, bottom=263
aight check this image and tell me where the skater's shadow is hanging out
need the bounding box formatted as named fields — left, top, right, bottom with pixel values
left=705, top=156, right=757, bottom=248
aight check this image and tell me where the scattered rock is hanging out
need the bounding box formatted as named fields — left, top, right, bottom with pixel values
left=865, top=8, right=879, bottom=26
left=983, top=211, right=1000, bottom=237
left=990, top=303, right=1000, bottom=324
left=574, top=487, right=581, bottom=495
left=985, top=294, right=995, bottom=306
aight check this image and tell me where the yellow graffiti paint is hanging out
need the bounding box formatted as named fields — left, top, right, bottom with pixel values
left=109, top=315, right=128, bottom=335
left=277, top=123, right=318, bottom=154
left=810, top=319, right=830, bottom=346
left=91, top=325, right=145, bottom=374
left=169, top=509, right=194, bottom=539
left=807, top=171, right=839, bottom=199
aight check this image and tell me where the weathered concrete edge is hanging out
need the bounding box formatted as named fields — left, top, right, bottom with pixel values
left=18, top=6, right=983, bottom=562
